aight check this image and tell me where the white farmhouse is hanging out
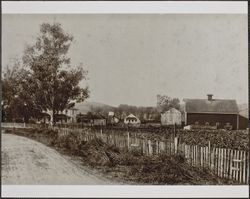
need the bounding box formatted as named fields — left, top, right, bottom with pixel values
left=124, top=114, right=141, bottom=126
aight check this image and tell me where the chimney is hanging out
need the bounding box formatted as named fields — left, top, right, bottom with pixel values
left=207, top=94, right=213, bottom=101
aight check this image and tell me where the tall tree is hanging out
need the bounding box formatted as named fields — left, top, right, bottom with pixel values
left=22, top=23, right=89, bottom=125
left=2, top=60, right=39, bottom=122
left=156, top=94, right=180, bottom=113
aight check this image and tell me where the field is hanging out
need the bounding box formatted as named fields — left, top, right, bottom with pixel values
left=85, top=126, right=249, bottom=150
left=177, top=129, right=249, bottom=150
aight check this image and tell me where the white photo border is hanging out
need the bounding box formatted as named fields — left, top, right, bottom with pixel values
left=1, top=1, right=249, bottom=198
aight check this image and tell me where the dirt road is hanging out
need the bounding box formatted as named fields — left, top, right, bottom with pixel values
left=1, top=133, right=115, bottom=185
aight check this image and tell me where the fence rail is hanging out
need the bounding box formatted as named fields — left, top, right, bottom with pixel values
left=1, top=122, right=41, bottom=129
left=52, top=127, right=249, bottom=184
left=1, top=122, right=26, bottom=128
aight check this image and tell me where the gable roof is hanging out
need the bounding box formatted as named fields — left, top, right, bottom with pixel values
left=125, top=114, right=139, bottom=119
left=55, top=114, right=71, bottom=119
left=77, top=113, right=106, bottom=120
left=183, top=98, right=238, bottom=114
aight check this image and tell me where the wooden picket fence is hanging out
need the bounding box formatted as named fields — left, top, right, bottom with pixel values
left=52, top=127, right=249, bottom=184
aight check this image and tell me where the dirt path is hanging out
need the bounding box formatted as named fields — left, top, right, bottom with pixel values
left=1, top=133, right=116, bottom=185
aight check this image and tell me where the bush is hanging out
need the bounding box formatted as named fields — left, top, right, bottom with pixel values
left=129, top=147, right=143, bottom=157
left=28, top=118, right=37, bottom=124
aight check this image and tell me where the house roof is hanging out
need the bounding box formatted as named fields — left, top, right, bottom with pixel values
left=69, top=108, right=78, bottom=110
left=183, top=98, right=238, bottom=114
left=55, top=114, right=71, bottom=119
left=125, top=114, right=139, bottom=119
left=77, top=113, right=106, bottom=120
left=38, top=112, right=51, bottom=119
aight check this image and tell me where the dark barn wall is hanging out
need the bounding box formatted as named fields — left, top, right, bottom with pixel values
left=186, top=113, right=238, bottom=130
left=239, top=115, right=249, bottom=130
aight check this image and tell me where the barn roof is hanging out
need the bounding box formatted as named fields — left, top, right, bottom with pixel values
left=183, top=98, right=238, bottom=114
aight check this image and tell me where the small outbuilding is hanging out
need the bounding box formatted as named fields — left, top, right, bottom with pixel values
left=161, top=108, right=182, bottom=126
left=107, top=111, right=119, bottom=125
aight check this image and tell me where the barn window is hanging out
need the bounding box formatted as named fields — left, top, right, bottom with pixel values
left=225, top=122, right=232, bottom=130
left=205, top=122, right=209, bottom=126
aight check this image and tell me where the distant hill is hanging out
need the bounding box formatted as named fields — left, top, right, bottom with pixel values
left=238, top=103, right=248, bottom=118
left=74, top=101, right=115, bottom=114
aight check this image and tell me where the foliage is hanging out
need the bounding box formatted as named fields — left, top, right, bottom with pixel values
left=156, top=94, right=180, bottom=113
left=177, top=129, right=249, bottom=150
left=114, top=104, right=159, bottom=121
left=2, top=60, right=40, bottom=122
left=2, top=23, right=89, bottom=124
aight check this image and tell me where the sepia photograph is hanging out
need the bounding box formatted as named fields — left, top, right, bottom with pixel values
left=1, top=1, right=249, bottom=198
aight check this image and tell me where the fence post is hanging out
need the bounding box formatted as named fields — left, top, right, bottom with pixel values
left=127, top=131, right=130, bottom=150
left=174, top=137, right=178, bottom=154
left=243, top=151, right=246, bottom=184
left=208, top=141, right=211, bottom=167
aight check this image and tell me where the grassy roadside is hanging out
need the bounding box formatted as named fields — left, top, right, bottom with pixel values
left=3, top=127, right=238, bottom=185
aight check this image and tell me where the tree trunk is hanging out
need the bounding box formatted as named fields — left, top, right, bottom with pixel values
left=47, top=109, right=54, bottom=126
left=52, top=109, right=56, bottom=126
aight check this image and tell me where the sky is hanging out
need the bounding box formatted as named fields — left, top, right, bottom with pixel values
left=2, top=14, right=248, bottom=107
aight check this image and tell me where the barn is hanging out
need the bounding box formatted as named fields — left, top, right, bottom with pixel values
left=161, top=108, right=182, bottom=126
left=183, top=94, right=240, bottom=130
left=239, top=115, right=249, bottom=130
